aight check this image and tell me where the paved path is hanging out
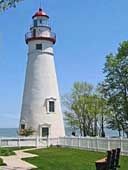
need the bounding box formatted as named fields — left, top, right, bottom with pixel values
left=0, top=148, right=38, bottom=170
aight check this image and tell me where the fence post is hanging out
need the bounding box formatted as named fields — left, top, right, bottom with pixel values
left=96, top=137, right=98, bottom=151
left=78, top=137, right=80, bottom=148
left=120, top=137, right=123, bottom=153
left=47, top=137, right=49, bottom=148
left=57, top=137, right=59, bottom=146
left=63, top=137, right=65, bottom=146
left=71, top=137, right=74, bottom=147
left=36, top=136, right=38, bottom=148
left=87, top=137, right=90, bottom=149
left=18, top=137, right=20, bottom=148
left=107, top=137, right=110, bottom=150
left=58, top=137, right=60, bottom=146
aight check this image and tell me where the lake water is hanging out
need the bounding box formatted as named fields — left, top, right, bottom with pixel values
left=0, top=127, right=119, bottom=137
left=0, top=128, right=18, bottom=137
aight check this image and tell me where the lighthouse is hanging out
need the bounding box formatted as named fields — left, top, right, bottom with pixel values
left=19, top=8, right=65, bottom=138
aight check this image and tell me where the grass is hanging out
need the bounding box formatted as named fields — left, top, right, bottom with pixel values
left=23, top=147, right=128, bottom=170
left=0, top=147, right=35, bottom=156
left=0, top=147, right=16, bottom=156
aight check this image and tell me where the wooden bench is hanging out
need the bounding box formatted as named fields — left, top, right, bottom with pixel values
left=113, top=148, right=121, bottom=170
left=96, top=150, right=112, bottom=170
left=95, top=148, right=120, bottom=170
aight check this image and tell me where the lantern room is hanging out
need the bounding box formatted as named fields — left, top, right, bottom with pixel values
left=32, top=8, right=49, bottom=27
left=25, top=8, right=56, bottom=44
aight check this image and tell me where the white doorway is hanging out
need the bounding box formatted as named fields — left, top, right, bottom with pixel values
left=41, top=127, right=49, bottom=137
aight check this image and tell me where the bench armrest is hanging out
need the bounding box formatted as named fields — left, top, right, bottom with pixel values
left=96, top=157, right=107, bottom=163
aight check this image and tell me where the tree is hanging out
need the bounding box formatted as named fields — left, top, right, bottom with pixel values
left=0, top=0, right=23, bottom=11
left=102, top=41, right=128, bottom=137
left=62, top=93, right=80, bottom=135
left=64, top=112, right=79, bottom=132
left=96, top=84, right=110, bottom=137
left=63, top=81, right=105, bottom=137
left=91, top=94, right=102, bottom=136
left=71, top=82, right=94, bottom=136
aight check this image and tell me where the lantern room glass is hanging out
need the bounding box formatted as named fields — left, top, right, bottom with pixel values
left=33, top=17, right=49, bottom=27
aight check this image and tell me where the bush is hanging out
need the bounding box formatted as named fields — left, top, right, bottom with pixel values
left=0, top=158, right=3, bottom=166
left=0, top=158, right=6, bottom=166
left=0, top=148, right=15, bottom=156
left=18, top=127, right=35, bottom=137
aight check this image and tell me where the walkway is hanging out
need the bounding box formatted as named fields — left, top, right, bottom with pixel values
left=0, top=148, right=38, bottom=170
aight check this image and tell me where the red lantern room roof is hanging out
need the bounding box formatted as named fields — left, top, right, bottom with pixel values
left=32, top=8, right=49, bottom=19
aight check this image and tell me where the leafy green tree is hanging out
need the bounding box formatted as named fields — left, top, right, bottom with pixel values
left=62, top=92, right=83, bottom=136
left=71, top=82, right=94, bottom=136
left=64, top=112, right=79, bottom=132
left=62, top=93, right=80, bottom=135
left=0, top=0, right=23, bottom=11
left=91, top=94, right=101, bottom=136
left=102, top=41, right=128, bottom=137
left=63, top=81, right=105, bottom=137
left=96, top=84, right=110, bottom=137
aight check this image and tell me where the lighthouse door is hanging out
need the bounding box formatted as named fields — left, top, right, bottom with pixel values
left=42, top=127, right=49, bottom=137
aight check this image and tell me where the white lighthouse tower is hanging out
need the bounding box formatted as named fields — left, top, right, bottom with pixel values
left=19, top=8, right=65, bottom=138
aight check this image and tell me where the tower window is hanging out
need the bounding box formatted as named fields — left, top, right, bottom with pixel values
left=46, top=97, right=56, bottom=113
left=21, top=124, right=25, bottom=129
left=39, top=19, right=42, bottom=24
left=36, top=44, right=42, bottom=50
left=33, top=29, right=36, bottom=37
left=34, top=20, right=37, bottom=26
left=49, top=101, right=55, bottom=112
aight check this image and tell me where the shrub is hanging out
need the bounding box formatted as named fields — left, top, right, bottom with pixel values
left=0, top=157, right=6, bottom=166
left=18, top=127, right=35, bottom=137
left=0, top=148, right=15, bottom=156
left=0, top=158, right=3, bottom=166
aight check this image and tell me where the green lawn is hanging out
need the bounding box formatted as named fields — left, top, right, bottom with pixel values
left=24, top=147, right=128, bottom=170
left=0, top=147, right=35, bottom=156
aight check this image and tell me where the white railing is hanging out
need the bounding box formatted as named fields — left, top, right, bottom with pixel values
left=0, top=136, right=128, bottom=155
left=59, top=137, right=128, bottom=155
left=25, top=31, right=56, bottom=42
left=0, top=137, right=59, bottom=148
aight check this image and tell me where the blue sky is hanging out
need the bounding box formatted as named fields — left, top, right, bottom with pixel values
left=0, top=0, right=128, bottom=127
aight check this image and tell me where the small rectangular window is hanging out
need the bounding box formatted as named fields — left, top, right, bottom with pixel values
left=34, top=20, right=37, bottom=26
left=42, top=127, right=49, bottom=137
left=39, top=19, right=42, bottom=24
left=33, top=29, right=36, bottom=37
left=36, top=44, right=42, bottom=50
left=21, top=124, right=25, bottom=129
left=49, top=101, right=55, bottom=112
